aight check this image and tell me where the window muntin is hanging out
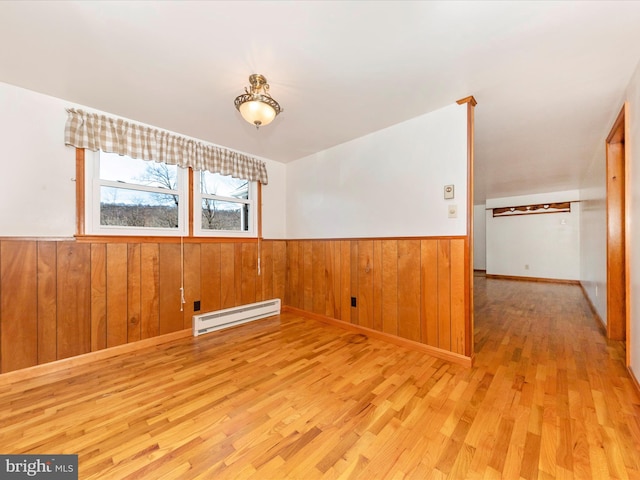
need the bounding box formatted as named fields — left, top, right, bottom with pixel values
left=194, top=171, right=256, bottom=236
left=86, top=151, right=187, bottom=235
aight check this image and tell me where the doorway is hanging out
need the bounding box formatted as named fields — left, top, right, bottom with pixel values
left=606, top=103, right=629, bottom=359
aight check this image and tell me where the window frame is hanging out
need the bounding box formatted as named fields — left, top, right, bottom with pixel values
left=76, top=148, right=261, bottom=239
left=193, top=170, right=258, bottom=238
left=84, top=150, right=189, bottom=237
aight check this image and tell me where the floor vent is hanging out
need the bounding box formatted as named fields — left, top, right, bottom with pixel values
left=192, top=299, right=281, bottom=337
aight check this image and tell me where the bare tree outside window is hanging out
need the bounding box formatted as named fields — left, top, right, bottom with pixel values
left=198, top=171, right=250, bottom=232
left=99, top=155, right=181, bottom=228
left=201, top=171, right=218, bottom=229
left=139, top=162, right=179, bottom=207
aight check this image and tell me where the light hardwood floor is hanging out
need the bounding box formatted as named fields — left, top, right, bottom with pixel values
left=1, top=277, right=639, bottom=479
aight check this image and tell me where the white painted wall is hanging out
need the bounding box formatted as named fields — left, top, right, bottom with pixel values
left=579, top=147, right=607, bottom=323
left=285, top=103, right=468, bottom=238
left=261, top=158, right=286, bottom=238
left=0, top=81, right=287, bottom=238
left=0, top=82, right=76, bottom=237
left=486, top=191, right=581, bottom=280
left=473, top=204, right=486, bottom=270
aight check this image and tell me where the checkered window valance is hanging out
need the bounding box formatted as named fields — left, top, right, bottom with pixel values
left=64, top=108, right=268, bottom=184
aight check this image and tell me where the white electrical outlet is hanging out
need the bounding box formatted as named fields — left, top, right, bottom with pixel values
left=448, top=205, right=457, bottom=218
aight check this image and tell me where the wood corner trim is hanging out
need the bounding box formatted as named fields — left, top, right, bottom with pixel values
left=75, top=148, right=85, bottom=236
left=628, top=366, right=640, bottom=399
left=486, top=274, right=579, bottom=285
left=282, top=306, right=473, bottom=368
left=456, top=96, right=477, bottom=107
left=0, top=329, right=192, bottom=387
left=579, top=282, right=607, bottom=335
left=606, top=104, right=626, bottom=144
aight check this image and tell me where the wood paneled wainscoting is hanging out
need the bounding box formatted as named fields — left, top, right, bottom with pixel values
left=0, top=238, right=287, bottom=374
left=0, top=236, right=471, bottom=374
left=283, top=237, right=471, bottom=365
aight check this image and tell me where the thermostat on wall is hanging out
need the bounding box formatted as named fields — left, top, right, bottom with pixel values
left=444, top=185, right=455, bottom=199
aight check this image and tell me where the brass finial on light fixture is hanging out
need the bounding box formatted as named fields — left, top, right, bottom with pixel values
left=234, top=74, right=282, bottom=129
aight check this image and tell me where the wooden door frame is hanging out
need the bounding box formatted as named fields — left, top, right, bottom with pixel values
left=605, top=103, right=630, bottom=361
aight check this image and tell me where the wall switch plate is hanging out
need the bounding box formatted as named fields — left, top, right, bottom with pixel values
left=448, top=205, right=457, bottom=218
left=444, top=185, right=455, bottom=199
left=351, top=297, right=357, bottom=307
left=194, top=300, right=201, bottom=311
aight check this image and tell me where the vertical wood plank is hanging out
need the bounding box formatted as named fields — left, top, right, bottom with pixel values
left=56, top=242, right=91, bottom=360
left=284, top=241, right=291, bottom=306
left=421, top=239, right=439, bottom=347
left=325, top=242, right=335, bottom=318
left=397, top=239, right=421, bottom=342
left=350, top=241, right=359, bottom=324
left=183, top=243, right=201, bottom=329
left=241, top=242, right=257, bottom=305
left=286, top=241, right=299, bottom=308
left=90, top=243, right=107, bottom=352
left=298, top=241, right=306, bottom=309
left=159, top=243, right=183, bottom=334
left=437, top=239, right=452, bottom=350
left=255, top=241, right=264, bottom=303
left=312, top=241, right=325, bottom=315
left=200, top=242, right=221, bottom=313
left=234, top=243, right=243, bottom=307
left=272, top=241, right=286, bottom=303
left=465, top=236, right=473, bottom=358
left=220, top=243, right=235, bottom=309
left=37, top=241, right=58, bottom=363
left=303, top=241, right=313, bottom=312
left=140, top=243, right=160, bottom=339
left=1, top=241, right=38, bottom=372
left=106, top=243, right=128, bottom=348
left=381, top=240, right=398, bottom=336
left=450, top=239, right=466, bottom=355
left=127, top=243, right=141, bottom=342
left=332, top=240, right=342, bottom=320
left=372, top=240, right=383, bottom=332
left=357, top=240, right=374, bottom=329
left=261, top=240, right=274, bottom=301
left=340, top=241, right=351, bottom=323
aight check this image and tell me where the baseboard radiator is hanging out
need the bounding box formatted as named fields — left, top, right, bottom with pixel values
left=192, top=299, right=281, bottom=337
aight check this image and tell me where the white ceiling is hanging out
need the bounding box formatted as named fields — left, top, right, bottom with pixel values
left=1, top=1, right=640, bottom=203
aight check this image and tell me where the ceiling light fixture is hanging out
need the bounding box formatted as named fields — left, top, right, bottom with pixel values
left=234, top=74, right=282, bottom=129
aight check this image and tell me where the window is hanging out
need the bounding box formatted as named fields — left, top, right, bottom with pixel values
left=83, top=151, right=256, bottom=237
left=194, top=170, right=257, bottom=237
left=86, top=151, right=188, bottom=236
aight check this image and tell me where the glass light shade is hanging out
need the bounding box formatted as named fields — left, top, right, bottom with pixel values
left=238, top=99, right=277, bottom=127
